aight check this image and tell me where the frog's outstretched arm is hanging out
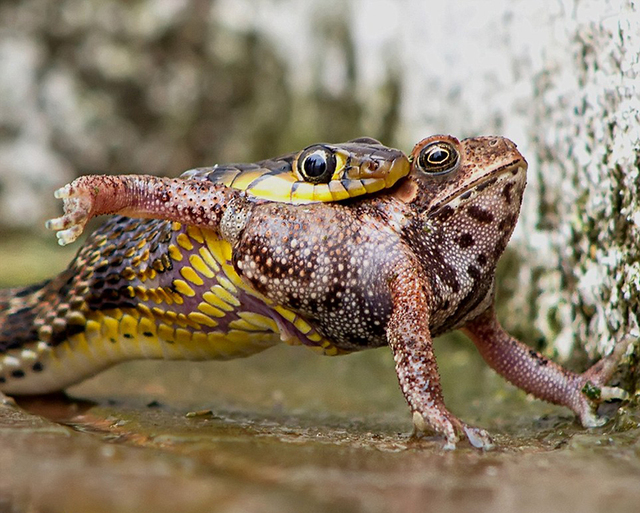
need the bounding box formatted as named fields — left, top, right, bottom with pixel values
left=46, top=174, right=250, bottom=245
left=463, top=307, right=630, bottom=427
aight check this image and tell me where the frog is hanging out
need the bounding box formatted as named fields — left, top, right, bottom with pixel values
left=2, top=134, right=629, bottom=449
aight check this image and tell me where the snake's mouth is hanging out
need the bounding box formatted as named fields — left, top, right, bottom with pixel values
left=345, top=154, right=410, bottom=184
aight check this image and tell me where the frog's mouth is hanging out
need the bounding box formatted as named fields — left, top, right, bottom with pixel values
left=428, top=159, right=527, bottom=219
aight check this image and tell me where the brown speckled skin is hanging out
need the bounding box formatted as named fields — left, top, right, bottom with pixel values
left=21, top=135, right=631, bottom=448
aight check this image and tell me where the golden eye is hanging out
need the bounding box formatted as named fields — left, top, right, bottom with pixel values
left=297, top=146, right=337, bottom=183
left=417, top=141, right=459, bottom=175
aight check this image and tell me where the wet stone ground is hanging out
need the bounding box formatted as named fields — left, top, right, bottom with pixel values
left=1, top=237, right=640, bottom=513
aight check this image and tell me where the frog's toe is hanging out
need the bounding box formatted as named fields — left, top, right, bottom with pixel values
left=579, top=409, right=607, bottom=428
left=46, top=214, right=87, bottom=246
left=53, top=184, right=73, bottom=200
left=577, top=384, right=629, bottom=428
left=462, top=425, right=494, bottom=450
left=442, top=437, right=458, bottom=451
left=44, top=216, right=68, bottom=231
left=440, top=424, right=494, bottom=451
left=412, top=411, right=493, bottom=451
left=55, top=225, right=85, bottom=246
left=600, top=385, right=629, bottom=402
left=412, top=411, right=461, bottom=450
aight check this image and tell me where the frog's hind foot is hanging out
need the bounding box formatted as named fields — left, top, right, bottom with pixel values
left=411, top=411, right=494, bottom=451
left=577, top=335, right=635, bottom=427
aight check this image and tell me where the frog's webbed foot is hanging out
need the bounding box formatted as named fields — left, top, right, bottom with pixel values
left=387, top=264, right=493, bottom=451
left=463, top=308, right=633, bottom=429
left=46, top=174, right=247, bottom=245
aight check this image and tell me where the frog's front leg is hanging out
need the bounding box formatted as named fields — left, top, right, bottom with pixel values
left=387, top=266, right=493, bottom=450
left=463, top=307, right=630, bottom=427
left=46, top=174, right=249, bottom=245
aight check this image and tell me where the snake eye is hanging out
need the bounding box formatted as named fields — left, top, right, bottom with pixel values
left=297, top=146, right=337, bottom=183
left=416, top=141, right=459, bottom=175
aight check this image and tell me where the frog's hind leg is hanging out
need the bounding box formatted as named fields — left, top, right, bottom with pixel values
left=462, top=307, right=630, bottom=427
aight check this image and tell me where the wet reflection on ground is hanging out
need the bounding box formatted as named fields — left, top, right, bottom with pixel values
left=1, top=342, right=639, bottom=513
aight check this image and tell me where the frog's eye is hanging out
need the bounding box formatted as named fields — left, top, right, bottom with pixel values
left=297, top=146, right=337, bottom=183
left=416, top=141, right=459, bottom=175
